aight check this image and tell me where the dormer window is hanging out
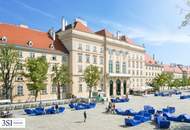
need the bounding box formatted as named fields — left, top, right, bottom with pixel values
left=49, top=43, right=54, bottom=49
left=27, top=41, right=33, bottom=47
left=0, top=36, right=7, bottom=43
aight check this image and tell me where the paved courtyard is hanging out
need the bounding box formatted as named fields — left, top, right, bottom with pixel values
left=5, top=91, right=190, bottom=130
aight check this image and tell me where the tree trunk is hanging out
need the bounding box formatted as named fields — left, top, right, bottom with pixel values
left=89, top=87, right=92, bottom=99
left=57, top=83, right=61, bottom=100
left=10, top=88, right=13, bottom=103
left=35, top=91, right=38, bottom=102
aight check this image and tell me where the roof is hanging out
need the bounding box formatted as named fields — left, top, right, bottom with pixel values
left=95, top=29, right=113, bottom=38
left=73, top=21, right=93, bottom=33
left=145, top=53, right=156, bottom=65
left=163, top=64, right=182, bottom=74
left=0, top=23, right=68, bottom=54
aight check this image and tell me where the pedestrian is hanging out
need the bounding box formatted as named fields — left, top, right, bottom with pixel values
left=84, top=111, right=87, bottom=122
left=55, top=103, right=59, bottom=113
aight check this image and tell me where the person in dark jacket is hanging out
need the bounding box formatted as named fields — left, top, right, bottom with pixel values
left=84, top=111, right=87, bottom=122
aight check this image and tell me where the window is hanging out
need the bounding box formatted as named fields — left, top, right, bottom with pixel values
left=93, top=46, right=96, bottom=52
left=17, top=85, right=23, bottom=96
left=78, top=53, right=82, bottom=63
left=79, top=77, right=83, bottom=83
left=128, top=70, right=131, bottom=74
left=17, top=63, right=23, bottom=70
left=128, top=61, right=131, bottom=68
left=52, top=55, right=56, bottom=61
left=62, top=55, right=67, bottom=62
left=86, top=54, right=90, bottom=63
left=140, top=62, right=142, bottom=68
left=52, top=86, right=56, bottom=93
left=0, top=36, right=7, bottom=42
left=93, top=55, right=97, bottom=64
left=52, top=64, right=57, bottom=71
left=109, top=60, right=113, bottom=73
left=86, top=45, right=90, bottom=51
left=42, top=54, right=46, bottom=59
left=100, top=56, right=103, bottom=65
left=79, top=84, right=82, bottom=92
left=30, top=90, right=35, bottom=95
left=41, top=87, right=47, bottom=95
left=136, top=62, right=139, bottom=68
left=30, top=52, right=35, bottom=58
left=78, top=43, right=82, bottom=50
left=116, top=61, right=120, bottom=73
left=100, top=48, right=104, bottom=53
left=122, top=62, right=126, bottom=73
left=132, top=61, right=135, bottom=68
left=78, top=65, right=82, bottom=73
left=27, top=41, right=33, bottom=47
left=19, top=51, right=23, bottom=58
left=17, top=76, right=23, bottom=81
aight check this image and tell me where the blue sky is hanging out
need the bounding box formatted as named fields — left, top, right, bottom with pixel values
left=0, top=0, right=190, bottom=65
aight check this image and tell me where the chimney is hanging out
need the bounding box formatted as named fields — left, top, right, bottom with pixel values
left=61, top=17, right=65, bottom=31
left=116, top=31, right=120, bottom=40
left=48, top=28, right=55, bottom=41
left=153, top=54, right=155, bottom=60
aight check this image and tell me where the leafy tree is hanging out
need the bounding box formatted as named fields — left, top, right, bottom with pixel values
left=84, top=65, right=100, bottom=99
left=0, top=45, right=20, bottom=103
left=150, top=72, right=174, bottom=91
left=181, top=75, right=189, bottom=87
left=148, top=79, right=159, bottom=91
left=25, top=57, right=48, bottom=102
left=181, top=0, right=190, bottom=27
left=172, top=79, right=182, bottom=88
left=52, top=64, right=72, bottom=100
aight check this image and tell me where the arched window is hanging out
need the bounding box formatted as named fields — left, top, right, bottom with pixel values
left=109, top=60, right=113, bottom=73
left=116, top=61, right=120, bottom=73
left=116, top=79, right=121, bottom=95
left=123, top=80, right=127, bottom=95
left=122, top=62, right=126, bottom=73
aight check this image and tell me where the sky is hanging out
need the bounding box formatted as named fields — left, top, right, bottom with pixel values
left=0, top=0, right=190, bottom=65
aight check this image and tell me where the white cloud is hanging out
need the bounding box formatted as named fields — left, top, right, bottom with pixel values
left=14, top=0, right=55, bottom=19
left=99, top=19, right=190, bottom=45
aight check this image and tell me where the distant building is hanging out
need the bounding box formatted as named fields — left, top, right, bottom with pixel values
left=144, top=53, right=163, bottom=84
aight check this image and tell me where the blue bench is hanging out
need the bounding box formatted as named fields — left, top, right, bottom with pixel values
left=155, top=115, right=170, bottom=129
left=163, top=113, right=190, bottom=123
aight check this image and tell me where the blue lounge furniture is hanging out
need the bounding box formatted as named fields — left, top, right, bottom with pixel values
left=180, top=95, right=190, bottom=99
left=24, top=109, right=34, bottom=115
left=115, top=108, right=130, bottom=116
left=127, top=109, right=138, bottom=116
left=45, top=107, right=55, bottom=114
left=72, top=102, right=96, bottom=110
left=144, top=105, right=155, bottom=114
left=111, top=98, right=129, bottom=103
left=155, top=116, right=170, bottom=129
left=124, top=118, right=141, bottom=126
left=33, top=108, right=45, bottom=115
left=24, top=107, right=45, bottom=115
left=163, top=113, right=190, bottom=123
left=162, top=107, right=175, bottom=113
left=124, top=114, right=151, bottom=127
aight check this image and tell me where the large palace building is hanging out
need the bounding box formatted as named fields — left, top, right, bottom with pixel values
left=0, top=18, right=164, bottom=102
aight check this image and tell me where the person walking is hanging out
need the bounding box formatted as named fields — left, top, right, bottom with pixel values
left=84, top=111, right=87, bottom=122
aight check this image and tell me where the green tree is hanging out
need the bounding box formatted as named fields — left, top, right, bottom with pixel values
left=52, top=64, right=72, bottom=100
left=25, top=56, right=48, bottom=102
left=84, top=65, right=100, bottom=99
left=172, top=79, right=182, bottom=88
left=0, top=45, right=20, bottom=103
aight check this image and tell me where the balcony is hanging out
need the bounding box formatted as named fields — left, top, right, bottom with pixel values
left=107, top=73, right=131, bottom=77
